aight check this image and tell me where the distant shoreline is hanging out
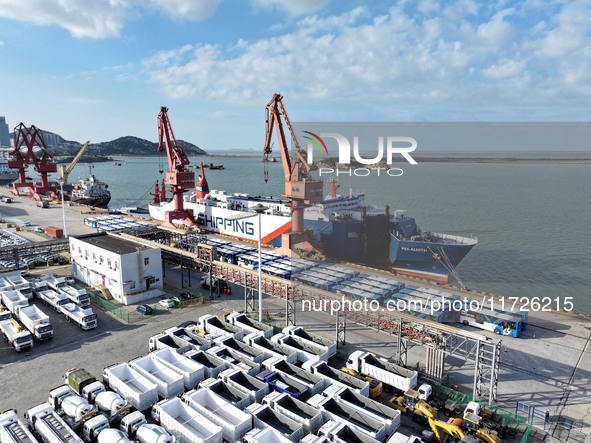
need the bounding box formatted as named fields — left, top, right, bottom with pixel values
left=107, top=154, right=591, bottom=164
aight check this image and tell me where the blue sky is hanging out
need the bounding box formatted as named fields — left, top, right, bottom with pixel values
left=0, top=0, right=590, bottom=151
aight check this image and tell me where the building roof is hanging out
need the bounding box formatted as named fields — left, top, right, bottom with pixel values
left=72, top=233, right=154, bottom=255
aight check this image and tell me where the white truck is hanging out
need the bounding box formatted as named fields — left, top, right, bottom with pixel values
left=304, top=360, right=370, bottom=397
left=5, top=274, right=33, bottom=300
left=199, top=378, right=252, bottom=410
left=215, top=336, right=269, bottom=363
left=39, top=275, right=68, bottom=292
left=60, top=286, right=91, bottom=308
left=152, top=397, right=222, bottom=443
left=64, top=368, right=131, bottom=423
left=103, top=363, right=159, bottom=412
left=242, top=333, right=298, bottom=364
left=262, top=391, right=324, bottom=434
left=219, top=368, right=270, bottom=403
left=346, top=351, right=420, bottom=394
left=270, top=334, right=328, bottom=363
left=61, top=303, right=98, bottom=330
left=183, top=350, right=229, bottom=379
left=25, top=403, right=83, bottom=443
left=324, top=385, right=401, bottom=435
left=0, top=319, right=33, bottom=352
left=245, top=403, right=304, bottom=442
left=38, top=289, right=70, bottom=313
left=150, top=347, right=205, bottom=390
left=120, top=411, right=176, bottom=443
left=198, top=314, right=244, bottom=340
left=0, top=305, right=11, bottom=321
left=182, top=388, right=252, bottom=442
left=1, top=290, right=29, bottom=315
left=0, top=409, right=39, bottom=443
left=226, top=312, right=274, bottom=338
left=164, top=326, right=212, bottom=351
left=31, top=280, right=48, bottom=297
left=16, top=304, right=53, bottom=340
left=206, top=345, right=262, bottom=376
left=148, top=333, right=194, bottom=354
left=265, top=358, right=326, bottom=395
left=130, top=355, right=185, bottom=398
left=283, top=326, right=337, bottom=359
left=47, top=385, right=98, bottom=431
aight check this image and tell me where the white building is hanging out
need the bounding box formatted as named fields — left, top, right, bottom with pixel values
left=70, top=233, right=164, bottom=305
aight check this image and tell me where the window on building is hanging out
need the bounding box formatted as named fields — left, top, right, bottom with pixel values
left=92, top=253, right=96, bottom=262
left=100, top=255, right=104, bottom=264
left=129, top=281, right=136, bottom=289
left=144, top=257, right=150, bottom=266
left=107, top=259, right=111, bottom=268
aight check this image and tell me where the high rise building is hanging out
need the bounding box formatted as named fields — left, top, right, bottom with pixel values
left=0, top=116, right=10, bottom=147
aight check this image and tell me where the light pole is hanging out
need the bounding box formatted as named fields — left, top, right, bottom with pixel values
left=59, top=178, right=68, bottom=238
left=229, top=204, right=267, bottom=322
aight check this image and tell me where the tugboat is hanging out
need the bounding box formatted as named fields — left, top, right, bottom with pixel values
left=65, top=165, right=111, bottom=207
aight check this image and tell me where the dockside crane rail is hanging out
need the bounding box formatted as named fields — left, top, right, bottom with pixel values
left=156, top=106, right=196, bottom=228
left=59, top=140, right=90, bottom=183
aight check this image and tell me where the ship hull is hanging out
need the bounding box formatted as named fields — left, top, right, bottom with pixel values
left=389, top=233, right=477, bottom=282
left=70, top=194, right=111, bottom=208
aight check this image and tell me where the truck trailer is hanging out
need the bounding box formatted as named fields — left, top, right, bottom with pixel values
left=130, top=355, right=185, bottom=398
left=0, top=409, right=39, bottom=443
left=25, top=403, right=83, bottom=443
left=150, top=348, right=205, bottom=389
left=242, top=333, right=298, bottom=364
left=346, top=351, right=419, bottom=393
left=16, top=304, right=53, bottom=340
left=152, top=398, right=222, bottom=443
left=103, top=363, right=158, bottom=412
left=226, top=312, right=273, bottom=338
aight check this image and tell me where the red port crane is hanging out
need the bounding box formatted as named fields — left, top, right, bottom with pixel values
left=9, top=123, right=57, bottom=199
left=263, top=93, right=323, bottom=251
left=157, top=106, right=196, bottom=228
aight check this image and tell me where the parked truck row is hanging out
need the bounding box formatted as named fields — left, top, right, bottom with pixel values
left=1, top=317, right=446, bottom=443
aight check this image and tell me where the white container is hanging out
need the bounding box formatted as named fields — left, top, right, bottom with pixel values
left=198, top=314, right=244, bottom=340
left=16, top=304, right=53, bottom=340
left=245, top=403, right=303, bottom=442
left=103, top=363, right=158, bottom=411
left=215, top=336, right=269, bottom=363
left=151, top=348, right=204, bottom=389
left=182, top=388, right=252, bottom=442
left=226, top=312, right=273, bottom=339
left=263, top=391, right=324, bottom=434
left=130, top=355, right=185, bottom=398
left=346, top=351, right=418, bottom=393
left=183, top=350, right=228, bottom=379
left=0, top=409, right=38, bottom=443
left=282, top=326, right=336, bottom=359
left=152, top=398, right=222, bottom=443
left=264, top=358, right=326, bottom=395
left=305, top=360, right=370, bottom=397
left=270, top=334, right=327, bottom=363
left=219, top=368, right=269, bottom=404
left=243, top=333, right=298, bottom=364
left=206, top=346, right=261, bottom=376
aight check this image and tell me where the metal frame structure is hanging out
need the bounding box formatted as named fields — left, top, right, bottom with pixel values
left=119, top=227, right=501, bottom=403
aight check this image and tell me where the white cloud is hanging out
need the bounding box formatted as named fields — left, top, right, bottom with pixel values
left=252, top=0, right=330, bottom=17
left=141, top=1, right=591, bottom=111
left=0, top=0, right=221, bottom=38
left=144, top=0, right=220, bottom=21
left=0, top=0, right=128, bottom=38
left=0, top=41, right=4, bottom=46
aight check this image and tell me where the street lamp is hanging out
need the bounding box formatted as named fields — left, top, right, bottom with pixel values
left=229, top=204, right=267, bottom=322
left=59, top=177, right=68, bottom=238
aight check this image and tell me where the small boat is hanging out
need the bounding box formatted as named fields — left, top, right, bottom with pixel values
left=113, top=162, right=122, bottom=166
left=202, top=162, right=224, bottom=170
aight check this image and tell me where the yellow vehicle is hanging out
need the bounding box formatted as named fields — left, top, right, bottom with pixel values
left=463, top=413, right=501, bottom=443
left=388, top=388, right=436, bottom=418
left=428, top=415, right=501, bottom=443
left=340, top=367, right=383, bottom=398
left=429, top=417, right=466, bottom=442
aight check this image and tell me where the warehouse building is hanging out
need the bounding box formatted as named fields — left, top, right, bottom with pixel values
left=70, top=232, right=164, bottom=305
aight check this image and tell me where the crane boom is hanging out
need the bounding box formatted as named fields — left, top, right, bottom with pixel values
left=263, top=93, right=323, bottom=252
left=60, top=141, right=90, bottom=182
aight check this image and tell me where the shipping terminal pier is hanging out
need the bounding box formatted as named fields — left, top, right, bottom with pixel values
left=1, top=102, right=590, bottom=443
left=0, top=190, right=590, bottom=443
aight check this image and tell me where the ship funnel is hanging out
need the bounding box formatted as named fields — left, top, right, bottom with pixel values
left=193, top=161, right=209, bottom=199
